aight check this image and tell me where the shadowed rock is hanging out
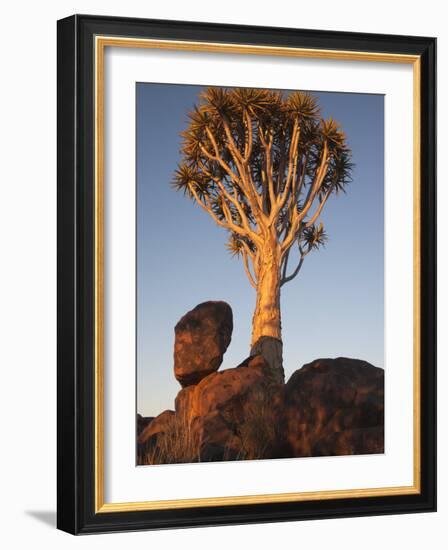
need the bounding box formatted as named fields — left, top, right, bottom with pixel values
left=174, top=301, right=233, bottom=387
left=138, top=409, right=175, bottom=446
left=284, top=357, right=384, bottom=457
left=313, top=426, right=384, bottom=456
left=137, top=414, right=154, bottom=436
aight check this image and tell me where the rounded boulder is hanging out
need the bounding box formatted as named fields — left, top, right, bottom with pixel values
left=174, top=301, right=233, bottom=387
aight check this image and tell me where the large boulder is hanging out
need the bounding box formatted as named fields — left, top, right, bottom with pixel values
left=184, top=355, right=286, bottom=461
left=174, top=301, right=233, bottom=387
left=284, top=357, right=384, bottom=457
left=188, top=355, right=273, bottom=418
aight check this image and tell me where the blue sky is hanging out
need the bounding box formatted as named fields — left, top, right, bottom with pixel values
left=136, top=83, right=384, bottom=417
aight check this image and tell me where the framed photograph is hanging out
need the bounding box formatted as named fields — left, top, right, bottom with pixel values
left=57, top=14, right=436, bottom=534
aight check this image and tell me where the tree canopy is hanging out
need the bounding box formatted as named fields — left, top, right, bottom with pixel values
left=173, top=87, right=352, bottom=289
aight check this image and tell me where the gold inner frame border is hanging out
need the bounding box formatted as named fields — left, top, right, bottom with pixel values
left=94, top=36, right=421, bottom=513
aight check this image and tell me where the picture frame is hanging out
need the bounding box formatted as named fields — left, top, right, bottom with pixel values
left=57, top=14, right=436, bottom=534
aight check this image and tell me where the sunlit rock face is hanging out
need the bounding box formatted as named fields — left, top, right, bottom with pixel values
left=174, top=301, right=233, bottom=387
left=284, top=358, right=384, bottom=457
left=183, top=355, right=287, bottom=461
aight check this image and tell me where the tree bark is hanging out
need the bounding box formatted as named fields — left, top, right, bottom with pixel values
left=250, top=239, right=285, bottom=383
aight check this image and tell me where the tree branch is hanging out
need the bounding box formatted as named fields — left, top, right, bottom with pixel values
left=281, top=248, right=290, bottom=280
left=197, top=159, right=257, bottom=240
left=199, top=141, right=240, bottom=188
left=200, top=130, right=264, bottom=231
left=243, top=110, right=253, bottom=162
left=241, top=248, right=257, bottom=289
left=304, top=180, right=335, bottom=228
left=280, top=152, right=309, bottom=237
left=265, top=135, right=276, bottom=210
left=280, top=245, right=308, bottom=286
left=280, top=142, right=329, bottom=255
left=189, top=185, right=248, bottom=240
left=222, top=115, right=245, bottom=166
left=240, top=237, right=256, bottom=261
left=271, top=121, right=301, bottom=220
left=299, top=143, right=329, bottom=218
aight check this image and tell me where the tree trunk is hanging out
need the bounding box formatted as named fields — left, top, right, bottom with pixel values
left=250, top=240, right=285, bottom=384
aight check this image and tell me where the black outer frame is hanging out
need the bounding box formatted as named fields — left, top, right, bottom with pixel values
left=57, top=14, right=436, bottom=535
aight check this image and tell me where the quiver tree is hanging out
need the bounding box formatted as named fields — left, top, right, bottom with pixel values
left=174, top=87, right=352, bottom=383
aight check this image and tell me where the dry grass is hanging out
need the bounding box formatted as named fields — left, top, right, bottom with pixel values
left=139, top=411, right=201, bottom=465
left=223, top=386, right=282, bottom=461
left=139, top=386, right=282, bottom=464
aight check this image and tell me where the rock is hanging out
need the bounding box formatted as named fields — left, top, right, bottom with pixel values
left=138, top=409, right=175, bottom=446
left=186, top=355, right=286, bottom=461
left=174, top=385, right=195, bottom=418
left=140, top=353, right=384, bottom=465
left=313, top=426, right=384, bottom=456
left=189, top=355, right=272, bottom=419
left=236, top=353, right=275, bottom=374
left=174, top=301, right=233, bottom=387
left=137, top=409, right=176, bottom=464
left=284, top=358, right=384, bottom=457
left=194, top=410, right=242, bottom=461
left=137, top=414, right=154, bottom=436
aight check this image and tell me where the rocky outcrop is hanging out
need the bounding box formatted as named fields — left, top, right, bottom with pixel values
left=176, top=354, right=285, bottom=461
left=312, top=427, right=384, bottom=456
left=174, top=385, right=196, bottom=418
left=188, top=355, right=274, bottom=419
left=284, top=358, right=384, bottom=457
left=174, top=301, right=233, bottom=387
left=138, top=302, right=384, bottom=465
left=137, top=414, right=154, bottom=436
left=138, top=409, right=175, bottom=446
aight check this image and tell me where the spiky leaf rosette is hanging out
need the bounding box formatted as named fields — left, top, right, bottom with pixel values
left=302, top=222, right=328, bottom=252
